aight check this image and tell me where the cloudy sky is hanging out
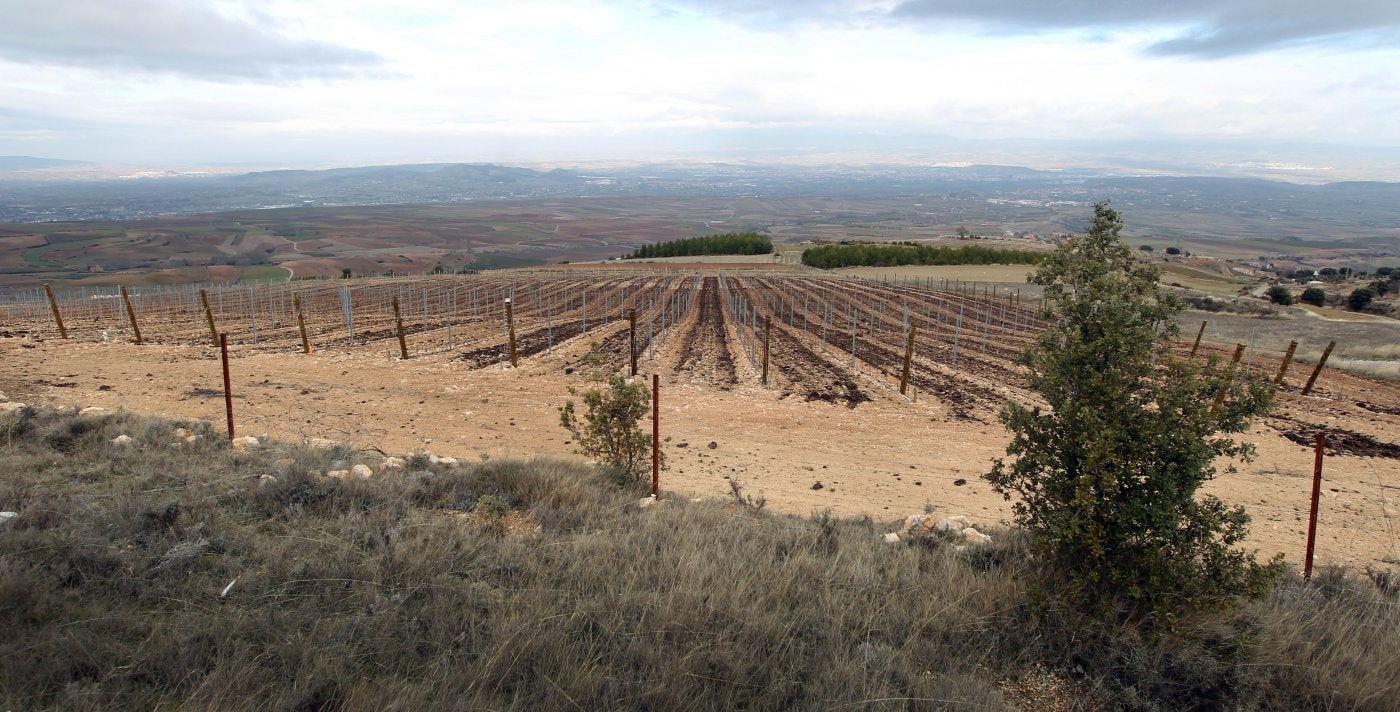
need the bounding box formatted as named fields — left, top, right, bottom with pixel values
left=2, top=0, right=1398, bottom=176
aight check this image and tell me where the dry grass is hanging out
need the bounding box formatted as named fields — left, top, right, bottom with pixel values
left=1, top=407, right=1397, bottom=710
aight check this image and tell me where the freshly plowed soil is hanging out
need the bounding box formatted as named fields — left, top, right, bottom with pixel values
left=4, top=275, right=1400, bottom=573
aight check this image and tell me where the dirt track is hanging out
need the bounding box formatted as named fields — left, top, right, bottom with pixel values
left=3, top=276, right=1400, bottom=573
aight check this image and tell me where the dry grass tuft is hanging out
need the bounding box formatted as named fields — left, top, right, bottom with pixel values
left=0, top=408, right=1396, bottom=710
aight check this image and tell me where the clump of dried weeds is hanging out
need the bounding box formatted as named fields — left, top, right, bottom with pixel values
left=0, top=406, right=1396, bottom=710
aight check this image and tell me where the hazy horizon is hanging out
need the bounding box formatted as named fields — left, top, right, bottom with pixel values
left=3, top=1, right=1399, bottom=181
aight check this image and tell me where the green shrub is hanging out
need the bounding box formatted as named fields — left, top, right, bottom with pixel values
left=1265, top=285, right=1294, bottom=305
left=1348, top=287, right=1376, bottom=311
left=1300, top=287, right=1326, bottom=307
left=559, top=375, right=660, bottom=485
left=985, top=201, right=1284, bottom=628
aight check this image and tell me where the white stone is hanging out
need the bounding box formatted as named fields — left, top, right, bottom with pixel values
left=961, top=527, right=992, bottom=545
left=173, top=427, right=194, bottom=439
left=380, top=457, right=405, bottom=470
left=0, top=511, right=17, bottom=525
left=904, top=514, right=925, bottom=531
left=638, top=495, right=661, bottom=509
left=936, top=516, right=969, bottom=533
left=78, top=406, right=110, bottom=418
left=231, top=436, right=261, bottom=450
left=883, top=532, right=902, bottom=544
left=111, top=434, right=134, bottom=446
left=351, top=464, right=373, bottom=479
left=429, top=455, right=458, bottom=466
left=0, top=389, right=8, bottom=400
left=257, top=474, right=277, bottom=487
left=0, top=402, right=27, bottom=416
left=326, top=469, right=352, bottom=480
left=305, top=437, right=338, bottom=449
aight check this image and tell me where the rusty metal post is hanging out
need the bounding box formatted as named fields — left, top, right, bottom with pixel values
left=43, top=283, right=67, bottom=339
left=294, top=292, right=311, bottom=354
left=761, top=316, right=771, bottom=386
left=392, top=296, right=409, bottom=360
left=1301, top=340, right=1336, bottom=396
left=900, top=325, right=917, bottom=396
left=220, top=333, right=235, bottom=440
left=1304, top=431, right=1325, bottom=580
left=503, top=298, right=517, bottom=367
left=651, top=373, right=659, bottom=499
left=1211, top=343, right=1247, bottom=417
left=120, top=285, right=142, bottom=344
left=1189, top=320, right=1207, bottom=358
left=1274, top=340, right=1298, bottom=385
left=629, top=308, right=637, bottom=376
left=199, top=289, right=218, bottom=347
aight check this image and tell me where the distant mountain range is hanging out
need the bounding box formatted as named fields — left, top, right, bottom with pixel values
left=0, top=156, right=89, bottom=172
left=1, top=160, right=1399, bottom=238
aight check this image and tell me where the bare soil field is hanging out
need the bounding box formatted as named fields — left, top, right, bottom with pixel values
left=3, top=271, right=1398, bottom=573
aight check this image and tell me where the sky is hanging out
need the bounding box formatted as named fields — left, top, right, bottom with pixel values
left=1, top=0, right=1398, bottom=178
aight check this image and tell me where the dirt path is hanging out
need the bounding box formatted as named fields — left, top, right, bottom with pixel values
left=2, top=332, right=1399, bottom=572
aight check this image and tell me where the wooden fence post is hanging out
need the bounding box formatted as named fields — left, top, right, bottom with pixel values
left=1189, top=320, right=1207, bottom=358
left=294, top=292, right=311, bottom=354
left=761, top=316, right=771, bottom=386
left=1304, top=431, right=1325, bottom=580
left=43, top=283, right=67, bottom=339
left=1210, top=343, right=1247, bottom=416
left=220, top=333, right=235, bottom=440
left=392, top=296, right=409, bottom=360
left=900, top=325, right=917, bottom=396
left=629, top=309, right=637, bottom=376
left=199, top=289, right=219, bottom=348
left=1273, top=340, right=1298, bottom=385
left=1301, top=341, right=1336, bottom=396
left=120, top=285, right=142, bottom=344
left=503, top=298, right=517, bottom=367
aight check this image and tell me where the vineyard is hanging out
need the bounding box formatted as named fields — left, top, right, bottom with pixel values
left=1, top=272, right=1052, bottom=413
left=3, top=269, right=1399, bottom=572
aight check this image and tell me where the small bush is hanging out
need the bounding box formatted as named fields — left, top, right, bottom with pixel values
left=559, top=375, right=661, bottom=485
left=1300, top=287, right=1326, bottom=307
left=1265, top=285, right=1294, bottom=305
left=1348, top=287, right=1376, bottom=311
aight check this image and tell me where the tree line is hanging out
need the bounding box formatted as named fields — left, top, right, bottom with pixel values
left=625, top=232, right=773, bottom=259
left=800, top=243, right=1044, bottom=269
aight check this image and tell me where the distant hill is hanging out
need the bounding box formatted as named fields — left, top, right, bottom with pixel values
left=0, top=156, right=88, bottom=172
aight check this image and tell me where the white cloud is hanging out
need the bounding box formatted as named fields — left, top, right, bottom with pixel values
left=0, top=0, right=1396, bottom=172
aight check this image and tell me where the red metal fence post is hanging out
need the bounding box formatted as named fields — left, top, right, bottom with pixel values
left=651, top=373, right=659, bottom=499
left=220, top=333, right=235, bottom=441
left=1304, top=431, right=1325, bottom=580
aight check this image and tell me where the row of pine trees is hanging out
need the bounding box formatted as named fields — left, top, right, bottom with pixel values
left=626, top=232, right=773, bottom=259
left=800, top=243, right=1043, bottom=269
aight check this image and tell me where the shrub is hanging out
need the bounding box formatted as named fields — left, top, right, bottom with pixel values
left=985, top=201, right=1284, bottom=628
left=1348, top=287, right=1376, bottom=311
left=559, top=375, right=660, bottom=484
left=1265, top=285, right=1294, bottom=306
left=1300, top=287, right=1326, bottom=307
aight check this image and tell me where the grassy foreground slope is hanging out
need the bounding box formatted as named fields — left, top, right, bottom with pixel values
left=1, top=407, right=1397, bottom=710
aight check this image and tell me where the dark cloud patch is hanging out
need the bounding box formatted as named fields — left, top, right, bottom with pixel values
left=672, top=0, right=1400, bottom=57
left=0, top=0, right=380, bottom=81
left=1144, top=9, right=1400, bottom=58
left=894, top=0, right=1400, bottom=56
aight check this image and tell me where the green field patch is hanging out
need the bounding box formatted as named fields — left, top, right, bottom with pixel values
left=238, top=265, right=292, bottom=282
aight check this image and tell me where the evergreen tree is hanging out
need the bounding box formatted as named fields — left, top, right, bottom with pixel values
left=985, top=202, right=1283, bottom=627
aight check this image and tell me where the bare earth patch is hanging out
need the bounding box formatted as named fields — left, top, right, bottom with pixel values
left=2, top=324, right=1398, bottom=571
